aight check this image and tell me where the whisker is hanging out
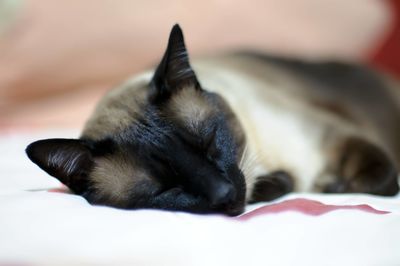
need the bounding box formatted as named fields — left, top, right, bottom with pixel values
left=240, top=148, right=262, bottom=182
left=239, top=143, right=248, bottom=169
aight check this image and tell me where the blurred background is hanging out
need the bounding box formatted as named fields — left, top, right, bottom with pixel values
left=0, top=0, right=399, bottom=130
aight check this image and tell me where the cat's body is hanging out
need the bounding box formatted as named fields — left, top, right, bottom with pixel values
left=27, top=25, right=400, bottom=216
left=191, top=53, right=400, bottom=197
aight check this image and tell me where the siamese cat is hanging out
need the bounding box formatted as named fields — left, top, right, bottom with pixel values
left=26, top=24, right=400, bottom=216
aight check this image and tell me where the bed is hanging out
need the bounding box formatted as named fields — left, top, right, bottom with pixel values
left=1, top=129, right=399, bottom=265
left=1, top=1, right=400, bottom=264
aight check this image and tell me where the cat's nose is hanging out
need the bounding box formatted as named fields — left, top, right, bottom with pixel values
left=209, top=181, right=237, bottom=207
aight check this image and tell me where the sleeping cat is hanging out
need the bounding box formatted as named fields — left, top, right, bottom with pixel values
left=26, top=24, right=400, bottom=216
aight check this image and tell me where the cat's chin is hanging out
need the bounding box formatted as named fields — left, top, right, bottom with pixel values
left=227, top=209, right=245, bottom=217
left=218, top=204, right=245, bottom=217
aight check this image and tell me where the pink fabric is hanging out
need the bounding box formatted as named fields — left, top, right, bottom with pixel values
left=237, top=198, right=389, bottom=221
left=47, top=186, right=71, bottom=193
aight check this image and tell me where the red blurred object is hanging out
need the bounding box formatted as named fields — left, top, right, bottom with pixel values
left=371, top=0, right=400, bottom=77
left=237, top=198, right=389, bottom=221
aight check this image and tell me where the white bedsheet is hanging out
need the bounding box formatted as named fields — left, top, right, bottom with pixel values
left=1, top=130, right=399, bottom=266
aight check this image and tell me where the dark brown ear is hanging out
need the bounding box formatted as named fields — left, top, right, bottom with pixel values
left=149, top=24, right=200, bottom=103
left=26, top=139, right=93, bottom=193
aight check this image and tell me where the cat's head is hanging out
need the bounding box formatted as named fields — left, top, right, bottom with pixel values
left=26, top=25, right=247, bottom=216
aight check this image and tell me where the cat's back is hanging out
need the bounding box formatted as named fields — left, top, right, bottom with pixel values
left=193, top=53, right=400, bottom=166
left=192, top=53, right=400, bottom=192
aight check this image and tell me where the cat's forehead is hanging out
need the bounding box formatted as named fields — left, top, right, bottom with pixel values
left=166, top=88, right=216, bottom=133
left=82, top=79, right=220, bottom=141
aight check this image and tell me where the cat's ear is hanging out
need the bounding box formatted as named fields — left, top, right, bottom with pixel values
left=149, top=24, right=200, bottom=103
left=26, top=139, right=93, bottom=193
